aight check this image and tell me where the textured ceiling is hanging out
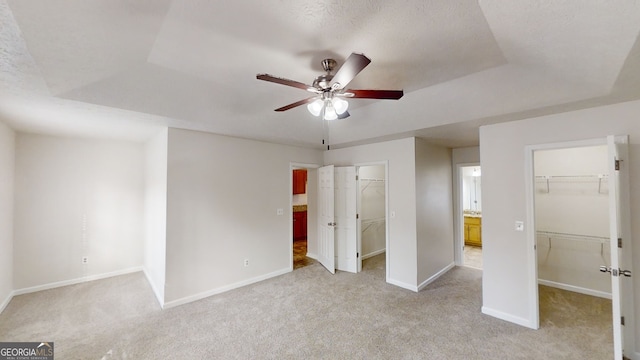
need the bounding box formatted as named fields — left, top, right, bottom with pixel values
left=1, top=0, right=639, bottom=148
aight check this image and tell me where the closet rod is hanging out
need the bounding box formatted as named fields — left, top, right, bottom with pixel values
left=535, top=174, right=608, bottom=193
left=362, top=217, right=385, bottom=233
left=360, top=178, right=385, bottom=192
left=537, top=231, right=610, bottom=266
left=536, top=231, right=609, bottom=243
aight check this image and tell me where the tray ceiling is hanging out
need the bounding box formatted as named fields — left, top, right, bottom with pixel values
left=1, top=0, right=639, bottom=148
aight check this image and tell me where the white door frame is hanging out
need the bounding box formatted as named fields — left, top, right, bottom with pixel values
left=289, top=162, right=321, bottom=271
left=355, top=161, right=389, bottom=280
left=454, top=162, right=481, bottom=266
left=524, top=137, right=609, bottom=330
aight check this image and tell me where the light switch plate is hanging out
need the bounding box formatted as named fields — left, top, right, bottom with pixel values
left=515, top=221, right=524, bottom=231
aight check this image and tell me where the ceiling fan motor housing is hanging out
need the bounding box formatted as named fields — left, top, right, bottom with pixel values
left=313, top=74, right=334, bottom=90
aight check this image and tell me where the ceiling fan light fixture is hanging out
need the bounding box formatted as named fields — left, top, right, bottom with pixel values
left=257, top=52, right=403, bottom=122
left=323, top=101, right=338, bottom=121
left=307, top=99, right=324, bottom=117
left=331, top=97, right=349, bottom=115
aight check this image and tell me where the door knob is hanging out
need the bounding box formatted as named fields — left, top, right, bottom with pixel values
left=620, top=269, right=632, bottom=277
left=600, top=266, right=632, bottom=277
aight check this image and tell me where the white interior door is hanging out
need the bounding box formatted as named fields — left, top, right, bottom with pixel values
left=318, top=165, right=335, bottom=274
left=607, top=135, right=635, bottom=360
left=335, top=166, right=357, bottom=273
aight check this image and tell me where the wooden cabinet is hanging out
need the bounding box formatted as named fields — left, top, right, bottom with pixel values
left=464, top=216, right=482, bottom=247
left=293, top=210, right=307, bottom=240
left=292, top=169, right=307, bottom=194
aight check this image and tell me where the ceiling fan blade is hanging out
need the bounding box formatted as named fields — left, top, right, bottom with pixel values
left=344, top=89, right=404, bottom=100
left=330, top=53, right=371, bottom=89
left=257, top=74, right=317, bottom=92
left=337, top=111, right=350, bottom=119
left=274, top=97, right=317, bottom=112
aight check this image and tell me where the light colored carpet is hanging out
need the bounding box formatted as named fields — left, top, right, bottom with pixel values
left=0, top=255, right=612, bottom=359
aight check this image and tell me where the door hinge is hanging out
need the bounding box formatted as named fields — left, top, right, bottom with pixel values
left=356, top=175, right=359, bottom=180
left=356, top=213, right=359, bottom=219
left=615, top=159, right=621, bottom=171
left=621, top=316, right=625, bottom=326
left=357, top=252, right=359, bottom=258
left=618, top=238, right=623, bottom=248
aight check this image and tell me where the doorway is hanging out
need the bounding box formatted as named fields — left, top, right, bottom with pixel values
left=310, top=162, right=389, bottom=279
left=525, top=136, right=635, bottom=359
left=458, top=165, right=483, bottom=269
left=357, top=165, right=387, bottom=274
left=291, top=164, right=319, bottom=270
left=534, top=145, right=613, bottom=357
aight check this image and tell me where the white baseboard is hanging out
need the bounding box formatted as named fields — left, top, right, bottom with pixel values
left=142, top=268, right=165, bottom=308
left=163, top=267, right=291, bottom=309
left=361, top=249, right=385, bottom=260
left=386, top=278, right=418, bottom=292
left=538, top=279, right=611, bottom=299
left=306, top=252, right=318, bottom=260
left=13, top=266, right=143, bottom=296
left=418, top=262, right=455, bottom=291
left=481, top=306, right=537, bottom=329
left=0, top=291, right=14, bottom=314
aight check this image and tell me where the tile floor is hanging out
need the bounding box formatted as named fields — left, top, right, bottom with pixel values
left=464, top=245, right=483, bottom=269
left=293, top=238, right=315, bottom=269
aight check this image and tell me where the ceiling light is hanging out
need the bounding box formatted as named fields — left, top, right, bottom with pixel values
left=332, top=97, right=348, bottom=115
left=307, top=97, right=348, bottom=120
left=307, top=99, right=324, bottom=117
left=323, top=101, right=338, bottom=121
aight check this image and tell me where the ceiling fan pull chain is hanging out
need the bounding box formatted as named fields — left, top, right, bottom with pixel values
left=322, top=110, right=330, bottom=150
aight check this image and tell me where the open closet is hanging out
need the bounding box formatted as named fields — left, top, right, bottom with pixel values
left=534, top=145, right=611, bottom=297
left=358, top=165, right=386, bottom=264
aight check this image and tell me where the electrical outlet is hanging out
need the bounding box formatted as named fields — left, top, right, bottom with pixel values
left=82, top=256, right=89, bottom=264
left=244, top=259, right=249, bottom=267
left=276, top=208, right=284, bottom=216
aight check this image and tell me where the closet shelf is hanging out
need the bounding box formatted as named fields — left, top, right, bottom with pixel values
left=362, top=217, right=385, bottom=233
left=536, top=231, right=609, bottom=244
left=535, top=174, right=608, bottom=193
left=360, top=178, right=385, bottom=192
left=537, top=231, right=610, bottom=266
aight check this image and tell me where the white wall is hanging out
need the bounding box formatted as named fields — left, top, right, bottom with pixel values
left=534, top=146, right=611, bottom=296
left=0, top=121, right=15, bottom=312
left=325, top=138, right=418, bottom=289
left=13, top=134, right=145, bottom=290
left=479, top=99, right=640, bottom=348
left=359, top=165, right=386, bottom=258
left=164, top=129, right=322, bottom=306
left=144, top=128, right=168, bottom=306
left=452, top=146, right=480, bottom=165
left=415, top=139, right=454, bottom=288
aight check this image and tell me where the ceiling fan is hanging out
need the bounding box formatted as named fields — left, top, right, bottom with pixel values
left=256, top=53, right=403, bottom=121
